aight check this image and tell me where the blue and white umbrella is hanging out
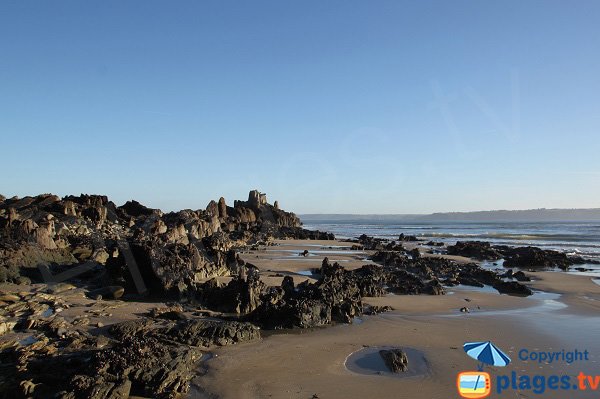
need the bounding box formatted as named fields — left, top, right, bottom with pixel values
left=463, top=341, right=511, bottom=370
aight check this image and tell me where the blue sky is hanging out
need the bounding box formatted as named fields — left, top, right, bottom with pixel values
left=1, top=1, right=599, bottom=213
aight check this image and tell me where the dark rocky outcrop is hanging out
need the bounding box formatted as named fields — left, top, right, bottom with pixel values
left=447, top=241, right=503, bottom=260
left=492, top=281, right=533, bottom=296
left=398, top=233, right=419, bottom=242
left=368, top=244, right=532, bottom=297
left=245, top=258, right=362, bottom=328
left=499, top=246, right=572, bottom=270
left=0, top=190, right=306, bottom=294
left=199, top=275, right=265, bottom=314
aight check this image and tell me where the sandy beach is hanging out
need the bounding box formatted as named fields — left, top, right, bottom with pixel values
left=2, top=237, right=598, bottom=399
left=193, top=239, right=600, bottom=399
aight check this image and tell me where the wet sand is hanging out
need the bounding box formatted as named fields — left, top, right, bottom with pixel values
left=195, top=239, right=600, bottom=399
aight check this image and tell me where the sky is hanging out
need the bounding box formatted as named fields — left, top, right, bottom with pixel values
left=1, top=1, right=599, bottom=214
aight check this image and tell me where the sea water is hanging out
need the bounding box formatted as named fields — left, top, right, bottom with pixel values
left=303, top=220, right=600, bottom=273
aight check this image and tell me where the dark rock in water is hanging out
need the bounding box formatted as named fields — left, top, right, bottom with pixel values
left=492, top=281, right=533, bottom=296
left=379, top=348, right=409, bottom=372
left=501, top=269, right=514, bottom=278
left=356, top=234, right=388, bottom=251
left=457, top=276, right=485, bottom=288
left=398, top=233, right=419, bottom=242
left=513, top=271, right=531, bottom=282
left=276, top=226, right=334, bottom=240
left=426, top=241, right=444, bottom=247
left=499, top=246, right=572, bottom=270
left=447, top=241, right=503, bottom=261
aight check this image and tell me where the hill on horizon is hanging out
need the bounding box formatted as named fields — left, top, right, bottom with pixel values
left=300, top=208, right=600, bottom=223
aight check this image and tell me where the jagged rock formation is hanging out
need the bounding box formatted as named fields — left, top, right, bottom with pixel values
left=446, top=242, right=596, bottom=269
left=0, top=190, right=310, bottom=298
left=447, top=241, right=502, bottom=260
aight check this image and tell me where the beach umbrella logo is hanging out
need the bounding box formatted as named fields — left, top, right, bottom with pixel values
left=457, top=371, right=491, bottom=399
left=463, top=341, right=511, bottom=370
left=457, top=341, right=510, bottom=399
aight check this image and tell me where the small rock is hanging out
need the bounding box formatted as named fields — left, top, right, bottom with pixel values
left=379, top=348, right=409, bottom=372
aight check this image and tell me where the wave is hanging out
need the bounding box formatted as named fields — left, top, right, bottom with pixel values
left=419, top=232, right=599, bottom=242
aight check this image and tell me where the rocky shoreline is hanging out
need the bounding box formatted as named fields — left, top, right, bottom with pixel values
left=0, top=191, right=595, bottom=399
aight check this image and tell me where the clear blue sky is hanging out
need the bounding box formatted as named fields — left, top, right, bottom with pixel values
left=1, top=1, right=599, bottom=214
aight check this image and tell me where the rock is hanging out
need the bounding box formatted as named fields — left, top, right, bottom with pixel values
left=0, top=321, right=17, bottom=335
left=424, top=279, right=445, bottom=295
left=159, top=319, right=260, bottom=347
left=33, top=220, right=57, bottom=250
left=92, top=248, right=110, bottom=264
left=118, top=200, right=154, bottom=217
left=379, top=348, right=409, bottom=372
left=87, top=286, right=125, bottom=300
left=205, top=200, right=219, bottom=218
left=513, top=271, right=531, bottom=281
left=200, top=275, right=265, bottom=314
left=426, top=241, right=444, bottom=247
left=398, top=233, right=419, bottom=242
left=409, top=248, right=420, bottom=259
left=447, top=241, right=502, bottom=260
left=218, top=197, right=227, bottom=218
left=46, top=283, right=76, bottom=295
left=109, top=319, right=154, bottom=340
left=500, top=246, right=573, bottom=270
left=148, top=304, right=184, bottom=318
left=247, top=190, right=267, bottom=209
left=492, top=281, right=533, bottom=296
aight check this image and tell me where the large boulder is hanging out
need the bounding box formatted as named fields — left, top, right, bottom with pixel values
left=447, top=241, right=503, bottom=260
left=379, top=349, right=409, bottom=372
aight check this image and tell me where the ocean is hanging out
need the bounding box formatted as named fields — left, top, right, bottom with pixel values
left=302, top=220, right=600, bottom=266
